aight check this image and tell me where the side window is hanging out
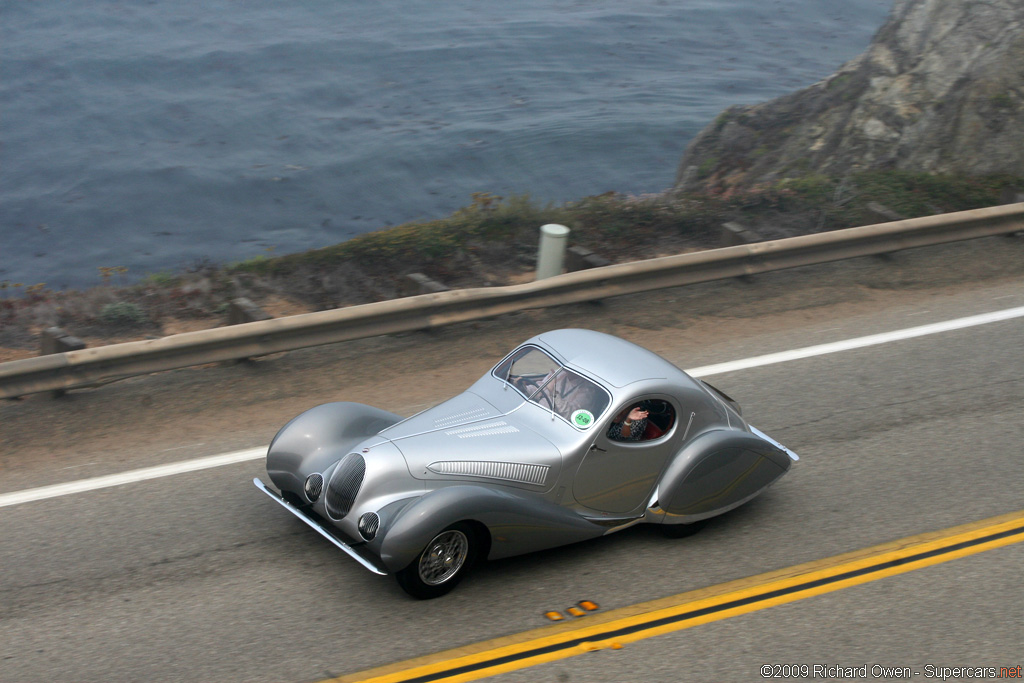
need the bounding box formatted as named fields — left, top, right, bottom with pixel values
left=607, top=399, right=676, bottom=442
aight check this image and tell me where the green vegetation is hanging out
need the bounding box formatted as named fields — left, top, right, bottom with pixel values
left=140, top=271, right=179, bottom=287
left=99, top=301, right=148, bottom=327
left=990, top=92, right=1014, bottom=109
left=847, top=170, right=1019, bottom=219
left=228, top=170, right=1022, bottom=282
left=696, top=157, right=719, bottom=179
left=827, top=74, right=852, bottom=91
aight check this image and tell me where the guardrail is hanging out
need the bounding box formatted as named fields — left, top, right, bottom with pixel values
left=2, top=203, right=1021, bottom=399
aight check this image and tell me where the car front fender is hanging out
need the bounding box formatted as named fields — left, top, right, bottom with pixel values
left=379, top=484, right=605, bottom=572
left=267, top=402, right=403, bottom=496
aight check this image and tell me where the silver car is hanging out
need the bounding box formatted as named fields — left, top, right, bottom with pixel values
left=254, top=329, right=798, bottom=598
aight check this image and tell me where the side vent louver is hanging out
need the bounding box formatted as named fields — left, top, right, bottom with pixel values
left=427, top=461, right=549, bottom=486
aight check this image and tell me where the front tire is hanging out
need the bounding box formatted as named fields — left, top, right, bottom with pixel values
left=395, top=523, right=477, bottom=599
left=280, top=489, right=306, bottom=507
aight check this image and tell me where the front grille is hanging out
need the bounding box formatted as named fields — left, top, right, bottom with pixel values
left=358, top=512, right=380, bottom=541
left=304, top=473, right=324, bottom=503
left=325, top=453, right=365, bottom=520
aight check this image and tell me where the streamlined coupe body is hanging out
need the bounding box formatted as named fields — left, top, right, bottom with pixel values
left=254, top=329, right=798, bottom=598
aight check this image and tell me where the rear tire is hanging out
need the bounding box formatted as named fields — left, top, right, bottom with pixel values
left=661, top=519, right=707, bottom=538
left=396, top=523, right=478, bottom=599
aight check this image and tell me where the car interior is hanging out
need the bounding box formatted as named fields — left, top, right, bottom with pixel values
left=611, top=399, right=675, bottom=441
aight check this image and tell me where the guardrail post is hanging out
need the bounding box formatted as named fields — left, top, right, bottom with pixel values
left=536, top=224, right=570, bottom=280
left=227, top=298, right=271, bottom=326
left=226, top=298, right=272, bottom=363
left=40, top=327, right=85, bottom=356
left=565, top=246, right=612, bottom=272
left=1000, top=189, right=1024, bottom=236
left=866, top=202, right=905, bottom=222
left=999, top=187, right=1023, bottom=204
left=400, top=273, right=450, bottom=296
left=40, top=327, right=85, bottom=398
left=721, top=222, right=760, bottom=247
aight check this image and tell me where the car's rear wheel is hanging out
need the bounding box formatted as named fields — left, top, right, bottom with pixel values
left=396, top=523, right=477, bottom=599
left=661, top=519, right=707, bottom=538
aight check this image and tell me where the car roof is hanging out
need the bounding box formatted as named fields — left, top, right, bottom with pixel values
left=530, top=329, right=686, bottom=388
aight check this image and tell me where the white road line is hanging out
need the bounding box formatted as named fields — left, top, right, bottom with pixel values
left=3, top=304, right=1023, bottom=509
left=160, top=443, right=206, bottom=452
left=686, top=305, right=1024, bottom=378
left=0, top=448, right=265, bottom=508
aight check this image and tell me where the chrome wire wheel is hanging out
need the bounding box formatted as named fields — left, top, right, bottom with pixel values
left=418, top=529, right=470, bottom=586
left=396, top=522, right=480, bottom=599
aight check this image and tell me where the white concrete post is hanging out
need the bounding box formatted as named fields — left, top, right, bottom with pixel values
left=536, top=223, right=570, bottom=280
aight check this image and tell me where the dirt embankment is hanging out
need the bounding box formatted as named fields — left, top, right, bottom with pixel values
left=3, top=173, right=1021, bottom=365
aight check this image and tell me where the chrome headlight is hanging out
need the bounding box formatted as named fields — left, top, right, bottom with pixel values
left=304, top=473, right=324, bottom=503
left=358, top=512, right=380, bottom=541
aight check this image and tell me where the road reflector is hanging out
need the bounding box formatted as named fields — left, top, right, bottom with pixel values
left=544, top=611, right=564, bottom=621
left=578, top=600, right=599, bottom=611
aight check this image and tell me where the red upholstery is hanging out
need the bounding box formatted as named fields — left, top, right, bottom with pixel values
left=642, top=420, right=664, bottom=440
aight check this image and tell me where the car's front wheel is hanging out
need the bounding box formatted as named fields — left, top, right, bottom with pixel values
left=396, top=523, right=477, bottom=599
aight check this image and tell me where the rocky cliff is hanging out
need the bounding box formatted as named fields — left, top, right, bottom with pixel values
left=673, top=0, right=1024, bottom=193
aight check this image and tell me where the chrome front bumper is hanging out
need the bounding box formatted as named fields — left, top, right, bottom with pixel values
left=253, top=477, right=388, bottom=575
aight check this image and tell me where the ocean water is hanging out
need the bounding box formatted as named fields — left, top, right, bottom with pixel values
left=1, top=0, right=892, bottom=289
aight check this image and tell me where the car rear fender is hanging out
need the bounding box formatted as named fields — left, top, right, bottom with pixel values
left=267, top=402, right=403, bottom=496
left=656, top=429, right=791, bottom=521
left=699, top=379, right=743, bottom=417
left=379, top=484, right=605, bottom=572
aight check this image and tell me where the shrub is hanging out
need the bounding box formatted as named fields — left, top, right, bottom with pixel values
left=100, top=301, right=148, bottom=326
left=141, top=271, right=179, bottom=287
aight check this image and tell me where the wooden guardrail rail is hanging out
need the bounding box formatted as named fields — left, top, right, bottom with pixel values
left=1, top=203, right=1021, bottom=399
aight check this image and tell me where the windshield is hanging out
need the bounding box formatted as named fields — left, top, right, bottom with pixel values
left=493, top=346, right=610, bottom=429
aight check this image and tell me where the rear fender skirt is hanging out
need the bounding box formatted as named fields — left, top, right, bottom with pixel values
left=657, top=429, right=790, bottom=519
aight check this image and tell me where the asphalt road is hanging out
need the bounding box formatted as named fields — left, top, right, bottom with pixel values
left=1, top=237, right=1022, bottom=682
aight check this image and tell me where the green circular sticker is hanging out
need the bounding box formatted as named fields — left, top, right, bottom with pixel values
left=571, top=409, right=595, bottom=428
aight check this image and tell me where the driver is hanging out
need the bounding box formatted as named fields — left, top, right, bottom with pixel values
left=608, top=402, right=649, bottom=441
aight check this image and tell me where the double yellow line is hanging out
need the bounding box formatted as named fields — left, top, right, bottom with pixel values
left=329, top=510, right=1024, bottom=683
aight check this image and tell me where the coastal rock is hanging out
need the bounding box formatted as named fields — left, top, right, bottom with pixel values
left=673, top=0, right=1024, bottom=193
